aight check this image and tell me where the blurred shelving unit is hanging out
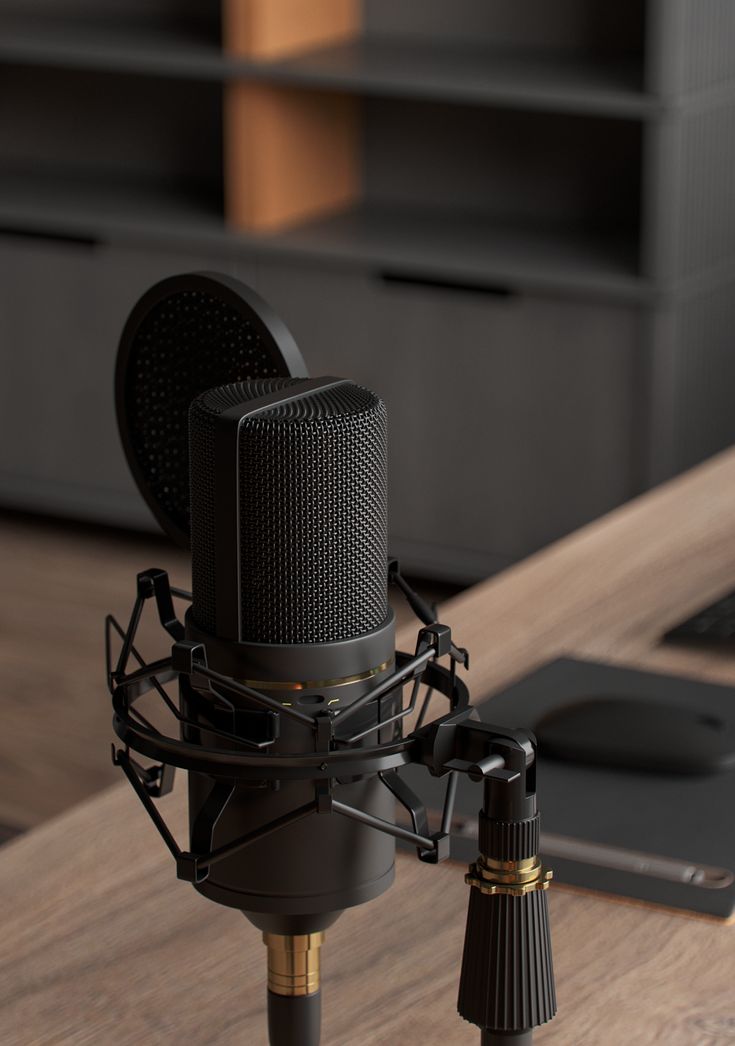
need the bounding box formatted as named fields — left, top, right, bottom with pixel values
left=1, top=0, right=734, bottom=582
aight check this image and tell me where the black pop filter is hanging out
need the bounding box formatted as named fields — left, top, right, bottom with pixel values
left=115, top=272, right=308, bottom=547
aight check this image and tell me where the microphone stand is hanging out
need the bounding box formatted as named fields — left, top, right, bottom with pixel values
left=449, top=727, right=555, bottom=1042
left=409, top=686, right=555, bottom=1043
left=105, top=565, right=556, bottom=1044
left=391, top=565, right=556, bottom=1042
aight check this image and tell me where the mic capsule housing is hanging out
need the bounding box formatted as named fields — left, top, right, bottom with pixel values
left=190, top=377, right=389, bottom=646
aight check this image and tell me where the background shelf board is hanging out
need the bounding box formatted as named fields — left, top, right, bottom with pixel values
left=267, top=39, right=656, bottom=119
left=0, top=16, right=223, bottom=79
left=0, top=173, right=647, bottom=302
left=269, top=206, right=647, bottom=301
left=0, top=172, right=222, bottom=245
left=0, top=17, right=656, bottom=119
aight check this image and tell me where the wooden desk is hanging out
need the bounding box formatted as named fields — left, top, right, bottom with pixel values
left=3, top=450, right=735, bottom=1045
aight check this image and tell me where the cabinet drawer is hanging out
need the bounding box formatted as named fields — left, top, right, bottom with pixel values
left=255, top=260, right=640, bottom=580
left=0, top=237, right=246, bottom=528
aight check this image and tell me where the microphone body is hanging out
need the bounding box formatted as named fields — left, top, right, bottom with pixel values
left=183, top=377, right=399, bottom=1039
left=181, top=652, right=397, bottom=926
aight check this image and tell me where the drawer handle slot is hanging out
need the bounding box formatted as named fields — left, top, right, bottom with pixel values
left=0, top=226, right=100, bottom=248
left=378, top=271, right=518, bottom=299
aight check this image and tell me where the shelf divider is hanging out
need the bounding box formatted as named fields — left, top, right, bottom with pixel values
left=224, top=83, right=361, bottom=232
left=223, top=0, right=361, bottom=61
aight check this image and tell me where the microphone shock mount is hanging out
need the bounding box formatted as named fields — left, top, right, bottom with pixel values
left=105, top=562, right=556, bottom=1045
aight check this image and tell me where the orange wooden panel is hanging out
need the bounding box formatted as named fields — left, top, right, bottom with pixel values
left=224, top=83, right=361, bottom=232
left=223, top=0, right=361, bottom=60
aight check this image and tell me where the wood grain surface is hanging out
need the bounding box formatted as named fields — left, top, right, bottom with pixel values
left=0, top=516, right=188, bottom=831
left=3, top=448, right=735, bottom=1044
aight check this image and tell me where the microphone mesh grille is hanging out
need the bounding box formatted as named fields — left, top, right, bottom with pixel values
left=190, top=379, right=389, bottom=643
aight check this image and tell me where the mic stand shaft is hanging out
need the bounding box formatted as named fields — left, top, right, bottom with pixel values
left=483, top=1034, right=533, bottom=1046
left=265, top=932, right=323, bottom=1046
left=267, top=993, right=321, bottom=1046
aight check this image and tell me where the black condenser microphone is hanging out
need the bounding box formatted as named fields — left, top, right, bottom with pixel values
left=185, top=376, right=397, bottom=1041
left=108, top=273, right=556, bottom=1046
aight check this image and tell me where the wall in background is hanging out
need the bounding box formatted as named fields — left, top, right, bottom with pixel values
left=1, top=1, right=735, bottom=582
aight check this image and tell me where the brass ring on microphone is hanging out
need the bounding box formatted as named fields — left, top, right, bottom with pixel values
left=465, top=854, right=553, bottom=897
left=241, top=658, right=394, bottom=694
left=264, top=932, right=325, bottom=997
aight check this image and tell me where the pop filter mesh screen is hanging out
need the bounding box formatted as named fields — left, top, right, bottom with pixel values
left=189, top=379, right=389, bottom=644
left=123, top=287, right=287, bottom=542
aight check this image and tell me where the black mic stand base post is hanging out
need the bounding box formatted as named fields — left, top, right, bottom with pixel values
left=267, top=990, right=321, bottom=1046
left=483, top=1033, right=533, bottom=1046
left=264, top=931, right=324, bottom=1046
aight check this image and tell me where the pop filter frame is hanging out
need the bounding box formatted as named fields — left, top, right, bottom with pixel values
left=115, top=272, right=308, bottom=548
